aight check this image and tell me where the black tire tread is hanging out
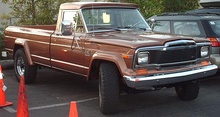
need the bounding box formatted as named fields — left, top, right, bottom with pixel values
left=99, top=62, right=119, bottom=114
left=14, top=48, right=37, bottom=84
left=175, top=80, right=199, bottom=101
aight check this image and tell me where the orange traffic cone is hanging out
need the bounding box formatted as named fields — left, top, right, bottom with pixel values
left=16, top=75, right=29, bottom=117
left=0, top=65, right=13, bottom=107
left=69, top=101, right=78, bottom=117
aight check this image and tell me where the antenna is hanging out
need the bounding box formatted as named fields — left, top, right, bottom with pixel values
left=92, top=3, right=94, bottom=35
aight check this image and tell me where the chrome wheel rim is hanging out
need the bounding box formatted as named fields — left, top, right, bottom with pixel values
left=16, top=56, right=25, bottom=76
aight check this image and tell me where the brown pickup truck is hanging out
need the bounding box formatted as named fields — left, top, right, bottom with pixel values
left=2, top=2, right=218, bottom=114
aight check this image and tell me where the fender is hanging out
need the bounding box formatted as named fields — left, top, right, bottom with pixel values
left=14, top=38, right=34, bottom=65
left=87, top=51, right=131, bottom=80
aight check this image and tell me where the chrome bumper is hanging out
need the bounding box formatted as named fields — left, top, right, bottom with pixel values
left=124, top=65, right=218, bottom=89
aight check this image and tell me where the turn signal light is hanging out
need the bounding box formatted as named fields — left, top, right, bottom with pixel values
left=201, top=61, right=209, bottom=66
left=136, top=69, right=148, bottom=75
left=122, top=54, right=131, bottom=59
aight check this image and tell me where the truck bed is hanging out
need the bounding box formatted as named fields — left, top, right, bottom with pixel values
left=4, top=25, right=56, bottom=62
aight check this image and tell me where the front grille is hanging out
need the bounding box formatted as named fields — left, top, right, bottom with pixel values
left=149, top=45, right=197, bottom=64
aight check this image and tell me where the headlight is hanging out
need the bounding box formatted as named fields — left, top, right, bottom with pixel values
left=137, top=52, right=149, bottom=65
left=201, top=46, right=209, bottom=57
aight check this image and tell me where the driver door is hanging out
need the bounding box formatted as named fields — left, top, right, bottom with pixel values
left=50, top=10, right=87, bottom=76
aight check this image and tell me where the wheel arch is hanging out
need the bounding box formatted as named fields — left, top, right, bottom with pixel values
left=87, top=51, right=128, bottom=81
left=13, top=38, right=33, bottom=65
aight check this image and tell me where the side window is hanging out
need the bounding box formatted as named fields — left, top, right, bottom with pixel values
left=209, top=20, right=220, bottom=35
left=153, top=21, right=170, bottom=33
left=174, top=21, right=201, bottom=36
left=62, top=10, right=85, bottom=34
left=75, top=14, right=85, bottom=33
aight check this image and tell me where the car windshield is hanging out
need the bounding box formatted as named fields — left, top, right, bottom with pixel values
left=208, top=20, right=220, bottom=35
left=81, top=8, right=151, bottom=32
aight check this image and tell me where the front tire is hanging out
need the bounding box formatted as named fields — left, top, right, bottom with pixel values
left=175, top=80, right=199, bottom=100
left=14, top=48, right=37, bottom=84
left=99, top=62, right=119, bottom=114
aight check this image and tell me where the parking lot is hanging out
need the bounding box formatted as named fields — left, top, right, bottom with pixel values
left=1, top=60, right=220, bottom=117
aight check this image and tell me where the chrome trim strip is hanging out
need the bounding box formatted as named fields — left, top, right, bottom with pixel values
left=28, top=39, right=49, bottom=45
left=50, top=43, right=71, bottom=48
left=31, top=54, right=50, bottom=60
left=5, top=48, right=13, bottom=52
left=31, top=54, right=88, bottom=70
left=124, top=65, right=218, bottom=82
left=135, top=59, right=198, bottom=68
left=197, top=42, right=211, bottom=46
left=51, top=59, right=89, bottom=70
left=4, top=35, right=16, bottom=39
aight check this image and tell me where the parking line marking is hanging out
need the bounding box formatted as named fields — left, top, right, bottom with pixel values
left=3, top=107, right=17, bottom=113
left=76, top=97, right=99, bottom=103
left=29, top=102, right=69, bottom=111
left=3, top=97, right=99, bottom=113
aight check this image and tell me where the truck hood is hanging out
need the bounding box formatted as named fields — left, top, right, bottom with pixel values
left=87, top=31, right=208, bottom=49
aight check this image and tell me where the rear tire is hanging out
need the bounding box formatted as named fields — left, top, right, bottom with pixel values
left=175, top=80, right=199, bottom=100
left=99, top=62, right=119, bottom=114
left=14, top=48, right=37, bottom=84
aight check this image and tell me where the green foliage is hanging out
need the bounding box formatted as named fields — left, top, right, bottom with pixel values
left=0, top=13, right=11, bottom=29
left=106, top=0, right=199, bottom=18
left=0, top=0, right=79, bottom=26
left=162, top=0, right=199, bottom=13
left=0, top=0, right=200, bottom=26
left=126, top=0, right=164, bottom=18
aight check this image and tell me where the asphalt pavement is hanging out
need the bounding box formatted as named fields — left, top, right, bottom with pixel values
left=1, top=59, right=220, bottom=117
left=0, top=59, right=14, bottom=70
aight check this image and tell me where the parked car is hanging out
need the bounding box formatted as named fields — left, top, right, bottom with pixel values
left=186, top=0, right=220, bottom=14
left=148, top=13, right=220, bottom=71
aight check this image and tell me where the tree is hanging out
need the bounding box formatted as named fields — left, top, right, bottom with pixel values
left=106, top=0, right=199, bottom=18
left=162, top=0, right=199, bottom=13
left=0, top=0, right=79, bottom=26
left=124, top=0, right=164, bottom=18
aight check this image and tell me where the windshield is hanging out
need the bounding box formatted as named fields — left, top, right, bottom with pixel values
left=208, top=20, right=220, bottom=35
left=81, top=8, right=151, bottom=32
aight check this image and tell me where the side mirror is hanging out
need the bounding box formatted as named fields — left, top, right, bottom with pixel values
left=61, top=20, right=73, bottom=36
left=149, top=19, right=155, bottom=28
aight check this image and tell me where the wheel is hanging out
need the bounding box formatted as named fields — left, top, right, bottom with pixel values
left=175, top=80, right=199, bottom=100
left=14, top=48, right=37, bottom=84
left=99, top=62, right=119, bottom=114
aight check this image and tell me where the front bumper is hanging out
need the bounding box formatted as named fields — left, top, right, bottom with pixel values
left=124, top=65, right=218, bottom=89
left=210, top=54, right=220, bottom=70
